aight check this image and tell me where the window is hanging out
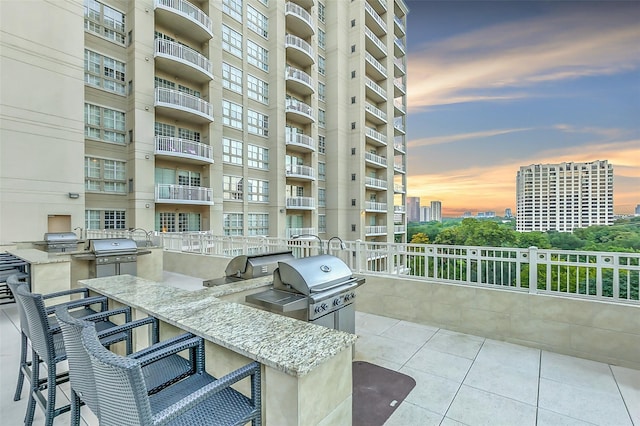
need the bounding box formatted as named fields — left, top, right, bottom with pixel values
left=318, top=29, right=326, bottom=50
left=248, top=144, right=269, bottom=169
left=318, top=82, right=326, bottom=102
left=223, top=138, right=243, bottom=165
left=222, top=62, right=242, bottom=93
left=158, top=213, right=176, bottom=232
left=318, top=109, right=326, bottom=128
left=318, top=162, right=326, bottom=181
left=177, top=170, right=200, bottom=186
left=224, top=213, right=244, bottom=236
left=248, top=213, right=269, bottom=236
left=178, top=84, right=200, bottom=98
left=178, top=128, right=200, bottom=142
left=154, top=122, right=175, bottom=137
left=318, top=214, right=327, bottom=233
left=318, top=2, right=325, bottom=23
left=84, top=49, right=125, bottom=94
left=85, top=157, right=126, bottom=193
left=104, top=210, right=126, bottom=229
left=247, top=179, right=269, bottom=202
left=247, top=40, right=268, bottom=71
left=222, top=25, right=242, bottom=57
left=247, top=109, right=269, bottom=136
left=178, top=213, right=201, bottom=232
left=318, top=55, right=325, bottom=76
left=247, top=5, right=268, bottom=38
left=247, top=75, right=269, bottom=104
left=85, top=103, right=126, bottom=144
left=257, top=0, right=268, bottom=5
left=223, top=175, right=244, bottom=200
left=222, top=0, right=242, bottom=21
left=222, top=100, right=243, bottom=129
left=318, top=188, right=326, bottom=207
left=84, top=0, right=125, bottom=45
left=318, top=135, right=325, bottom=154
left=85, top=210, right=100, bottom=230
left=154, top=77, right=175, bottom=90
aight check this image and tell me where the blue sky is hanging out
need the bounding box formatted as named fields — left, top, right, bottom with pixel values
left=404, top=0, right=640, bottom=216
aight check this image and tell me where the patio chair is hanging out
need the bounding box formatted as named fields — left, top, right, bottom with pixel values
left=82, top=324, right=262, bottom=426
left=6, top=275, right=111, bottom=402
left=55, top=305, right=202, bottom=426
left=14, top=283, right=133, bottom=426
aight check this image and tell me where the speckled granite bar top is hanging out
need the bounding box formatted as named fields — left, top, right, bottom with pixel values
left=79, top=275, right=357, bottom=377
left=8, top=248, right=71, bottom=264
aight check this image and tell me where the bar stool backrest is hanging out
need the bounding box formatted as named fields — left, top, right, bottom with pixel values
left=6, top=276, right=29, bottom=338
left=15, top=285, right=57, bottom=363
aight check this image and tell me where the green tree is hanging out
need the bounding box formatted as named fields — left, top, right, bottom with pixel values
left=410, top=232, right=430, bottom=244
left=516, top=232, right=551, bottom=249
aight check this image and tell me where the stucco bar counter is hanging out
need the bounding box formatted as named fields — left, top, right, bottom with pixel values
left=79, top=275, right=357, bottom=426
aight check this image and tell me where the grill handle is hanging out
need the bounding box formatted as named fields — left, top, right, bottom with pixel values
left=309, top=277, right=359, bottom=293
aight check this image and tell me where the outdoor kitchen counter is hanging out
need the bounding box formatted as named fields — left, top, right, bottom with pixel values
left=8, top=248, right=72, bottom=295
left=80, top=274, right=357, bottom=377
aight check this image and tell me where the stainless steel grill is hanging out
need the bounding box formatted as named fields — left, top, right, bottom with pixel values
left=87, top=238, right=139, bottom=277
left=246, top=255, right=365, bottom=333
left=41, top=232, right=79, bottom=253
left=203, top=251, right=295, bottom=287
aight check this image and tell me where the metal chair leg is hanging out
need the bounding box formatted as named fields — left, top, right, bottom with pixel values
left=13, top=331, right=27, bottom=401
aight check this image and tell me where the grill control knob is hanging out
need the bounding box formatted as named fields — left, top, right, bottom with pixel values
left=314, top=303, right=329, bottom=313
left=333, top=298, right=343, bottom=307
left=343, top=294, right=351, bottom=302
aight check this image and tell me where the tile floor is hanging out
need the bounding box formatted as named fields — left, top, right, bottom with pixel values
left=1, top=273, right=638, bottom=425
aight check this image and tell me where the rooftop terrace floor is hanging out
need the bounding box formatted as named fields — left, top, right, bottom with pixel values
left=1, top=272, right=638, bottom=425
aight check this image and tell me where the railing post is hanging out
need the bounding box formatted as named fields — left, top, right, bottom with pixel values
left=354, top=240, right=362, bottom=273
left=528, top=246, right=538, bottom=294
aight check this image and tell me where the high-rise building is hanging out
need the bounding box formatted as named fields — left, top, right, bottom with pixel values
left=406, top=196, right=420, bottom=222
left=0, top=0, right=408, bottom=244
left=516, top=160, right=614, bottom=232
left=419, top=206, right=431, bottom=222
left=430, top=201, right=442, bottom=222
left=635, top=204, right=640, bottom=216
left=504, top=208, right=513, bottom=218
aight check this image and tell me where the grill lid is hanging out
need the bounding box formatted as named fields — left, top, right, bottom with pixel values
left=276, top=254, right=353, bottom=295
left=89, top=238, right=138, bottom=256
left=225, top=251, right=295, bottom=279
left=44, top=232, right=78, bottom=243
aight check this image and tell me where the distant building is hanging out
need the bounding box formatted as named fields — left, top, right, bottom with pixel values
left=516, top=160, right=614, bottom=232
left=635, top=204, right=640, bottom=216
left=407, top=197, right=421, bottom=222
left=505, top=208, right=513, bottom=218
left=485, top=211, right=495, bottom=218
left=419, top=207, right=431, bottom=222
left=462, top=211, right=472, bottom=218
left=430, top=201, right=442, bottom=222
left=477, top=212, right=485, bottom=218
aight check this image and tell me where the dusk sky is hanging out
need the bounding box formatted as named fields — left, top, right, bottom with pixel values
left=404, top=0, right=640, bottom=217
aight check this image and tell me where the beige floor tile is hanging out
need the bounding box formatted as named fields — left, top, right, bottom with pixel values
left=424, top=330, right=484, bottom=360
left=354, top=333, right=422, bottom=365
left=355, top=312, right=400, bottom=335
left=405, top=347, right=473, bottom=382
left=380, top=320, right=438, bottom=345
left=475, top=338, right=541, bottom=372
left=541, top=351, right=620, bottom=394
left=464, top=359, right=539, bottom=405
left=383, top=401, right=443, bottom=426
left=536, top=408, right=599, bottom=426
left=611, top=365, right=640, bottom=426
left=446, top=385, right=537, bottom=426
left=399, top=366, right=460, bottom=415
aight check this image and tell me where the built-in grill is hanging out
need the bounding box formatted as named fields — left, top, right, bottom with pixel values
left=42, top=232, right=79, bottom=253
left=87, top=238, right=139, bottom=278
left=246, top=254, right=365, bottom=333
left=203, top=251, right=295, bottom=287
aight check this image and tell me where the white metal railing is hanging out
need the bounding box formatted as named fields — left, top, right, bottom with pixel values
left=365, top=201, right=387, bottom=211
left=376, top=0, right=387, bottom=11
left=366, top=225, right=387, bottom=235
left=286, top=164, right=316, bottom=179
left=394, top=98, right=406, bottom=113
left=365, top=176, right=388, bottom=189
left=155, top=88, right=213, bottom=120
left=394, top=57, right=406, bottom=73
left=394, top=183, right=405, bottom=193
left=394, top=225, right=406, bottom=233
left=285, top=2, right=314, bottom=28
left=365, top=51, right=387, bottom=76
left=394, top=162, right=405, bottom=173
left=285, top=34, right=314, bottom=58
left=155, top=39, right=212, bottom=77
left=394, top=205, right=406, bottom=213
left=285, top=133, right=315, bottom=151
left=365, top=27, right=387, bottom=55
left=365, top=77, right=387, bottom=99
left=364, top=1, right=387, bottom=32
left=155, top=184, right=213, bottom=203
left=394, top=16, right=405, bottom=34
left=155, top=136, right=213, bottom=162
left=394, top=77, right=406, bottom=93
left=156, top=233, right=640, bottom=304
left=365, top=102, right=387, bottom=122
left=364, top=151, right=387, bottom=167
left=286, top=196, right=316, bottom=209
left=285, top=98, right=314, bottom=119
left=365, top=127, right=387, bottom=145
left=394, top=136, right=406, bottom=152
left=155, top=0, right=212, bottom=36
left=394, top=117, right=405, bottom=132
left=285, top=66, right=314, bottom=90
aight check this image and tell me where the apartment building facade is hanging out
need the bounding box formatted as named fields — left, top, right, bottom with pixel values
left=516, top=160, right=614, bottom=232
left=0, top=0, right=408, bottom=244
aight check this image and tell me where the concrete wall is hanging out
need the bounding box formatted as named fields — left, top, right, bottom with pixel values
left=163, top=251, right=230, bottom=279
left=356, top=275, right=640, bottom=370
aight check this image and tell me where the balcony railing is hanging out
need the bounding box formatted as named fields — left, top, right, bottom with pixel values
left=154, top=0, right=213, bottom=39
left=286, top=227, right=316, bottom=239
left=365, top=102, right=387, bottom=122
left=155, top=88, right=214, bottom=122
left=155, top=136, right=213, bottom=163
left=364, top=151, right=387, bottom=167
left=285, top=66, right=314, bottom=92
left=285, top=98, right=314, bottom=121
left=285, top=34, right=314, bottom=62
left=394, top=16, right=406, bottom=35
left=155, top=39, right=212, bottom=80
left=365, top=27, right=387, bottom=56
left=155, top=184, right=213, bottom=204
left=364, top=1, right=387, bottom=32
left=394, top=37, right=406, bottom=55
left=394, top=205, right=406, bottom=213
left=365, top=176, right=388, bottom=189
left=394, top=183, right=405, bottom=193
left=285, top=2, right=314, bottom=29
left=394, top=57, right=406, bottom=75
left=394, top=98, right=406, bottom=114
left=394, top=77, right=406, bottom=93
left=394, top=137, right=406, bottom=153
left=365, top=126, right=387, bottom=145
left=365, top=201, right=387, bottom=211
left=365, top=225, right=388, bottom=235
left=285, top=132, right=315, bottom=151
left=365, top=77, right=387, bottom=100
left=286, top=164, right=316, bottom=180
left=365, top=51, right=387, bottom=77
left=394, top=225, right=406, bottom=233
left=286, top=196, right=316, bottom=209
left=394, top=117, right=405, bottom=133
left=394, top=162, right=405, bottom=173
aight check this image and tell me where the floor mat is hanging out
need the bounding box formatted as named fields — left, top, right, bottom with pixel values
left=352, top=361, right=416, bottom=426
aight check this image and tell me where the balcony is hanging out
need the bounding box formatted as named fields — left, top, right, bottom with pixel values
left=365, top=201, right=387, bottom=212
left=365, top=126, right=387, bottom=146
left=285, top=98, right=314, bottom=123
left=285, top=2, right=314, bottom=38
left=365, top=225, right=387, bottom=236
left=155, top=183, right=213, bottom=205
left=285, top=132, right=316, bottom=152
left=365, top=102, right=387, bottom=124
left=394, top=98, right=406, bottom=115
left=394, top=204, right=405, bottom=213
left=393, top=162, right=405, bottom=174
left=394, top=37, right=406, bottom=56
left=285, top=66, right=314, bottom=95
left=286, top=227, right=316, bottom=239
left=285, top=164, right=316, bottom=181
left=394, top=117, right=405, bottom=134
left=394, top=77, right=406, bottom=96
left=155, top=136, right=214, bottom=164
left=365, top=51, right=387, bottom=80
left=394, top=183, right=405, bottom=193
left=285, top=34, right=314, bottom=67
left=365, top=27, right=387, bottom=59
left=394, top=138, right=406, bottom=154
left=394, top=16, right=406, bottom=37
left=393, top=225, right=405, bottom=233
left=394, top=57, right=406, bottom=77
left=365, top=176, right=388, bottom=190
left=364, top=151, right=387, bottom=168
left=364, top=1, right=387, bottom=36
left=286, top=196, right=316, bottom=210
left=365, top=77, right=387, bottom=103
left=154, top=88, right=214, bottom=123
left=154, top=39, right=213, bottom=83
left=154, top=0, right=213, bottom=42
left=367, top=0, right=387, bottom=15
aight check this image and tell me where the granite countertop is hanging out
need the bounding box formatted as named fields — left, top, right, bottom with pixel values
left=79, top=275, right=357, bottom=377
left=8, top=248, right=71, bottom=264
